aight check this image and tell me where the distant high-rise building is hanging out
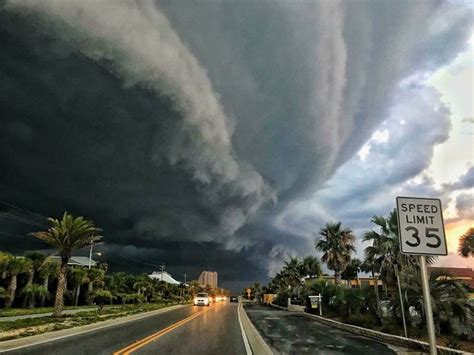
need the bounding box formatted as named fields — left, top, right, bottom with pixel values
left=198, top=270, right=218, bottom=288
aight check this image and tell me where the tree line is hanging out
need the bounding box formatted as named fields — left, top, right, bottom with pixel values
left=260, top=209, right=473, bottom=340
left=0, top=213, right=225, bottom=316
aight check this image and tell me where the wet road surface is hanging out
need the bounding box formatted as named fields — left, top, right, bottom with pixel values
left=244, top=303, right=398, bottom=354
left=3, top=303, right=246, bottom=355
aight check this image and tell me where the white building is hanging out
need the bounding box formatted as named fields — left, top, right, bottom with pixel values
left=148, top=271, right=181, bottom=285
left=198, top=270, right=218, bottom=288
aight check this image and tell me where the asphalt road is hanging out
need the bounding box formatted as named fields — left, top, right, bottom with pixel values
left=244, top=303, right=399, bottom=354
left=3, top=302, right=247, bottom=355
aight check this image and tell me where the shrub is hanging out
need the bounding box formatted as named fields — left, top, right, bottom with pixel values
left=93, top=290, right=113, bottom=312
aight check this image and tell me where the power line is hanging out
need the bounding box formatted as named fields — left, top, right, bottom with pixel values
left=0, top=231, right=35, bottom=240
left=106, top=244, right=162, bottom=269
left=0, top=200, right=48, bottom=220
left=0, top=212, right=49, bottom=228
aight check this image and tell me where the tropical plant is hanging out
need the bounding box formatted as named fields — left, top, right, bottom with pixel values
left=70, top=267, right=88, bottom=306
left=360, top=256, right=380, bottom=301
left=252, top=282, right=262, bottom=300
left=22, top=251, right=46, bottom=308
left=30, top=212, right=102, bottom=317
left=362, top=210, right=433, bottom=289
left=86, top=268, right=105, bottom=305
left=316, top=222, right=355, bottom=284
left=38, top=259, right=60, bottom=307
left=402, top=267, right=473, bottom=334
left=4, top=257, right=32, bottom=308
left=299, top=256, right=322, bottom=279
left=93, top=289, right=113, bottom=312
left=0, top=252, right=12, bottom=278
left=458, top=227, right=474, bottom=258
left=281, top=256, right=302, bottom=289
left=20, top=284, right=49, bottom=308
left=341, top=258, right=362, bottom=286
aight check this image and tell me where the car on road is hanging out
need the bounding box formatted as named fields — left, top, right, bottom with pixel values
left=229, top=296, right=238, bottom=303
left=194, top=292, right=210, bottom=306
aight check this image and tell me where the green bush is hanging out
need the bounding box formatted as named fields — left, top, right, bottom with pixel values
left=93, top=290, right=113, bottom=312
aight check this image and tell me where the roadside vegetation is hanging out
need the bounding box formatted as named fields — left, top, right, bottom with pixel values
left=0, top=212, right=227, bottom=340
left=247, top=210, right=473, bottom=352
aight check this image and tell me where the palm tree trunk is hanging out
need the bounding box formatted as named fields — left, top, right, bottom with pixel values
left=74, top=285, right=80, bottom=306
left=40, top=275, right=49, bottom=307
left=334, top=270, right=341, bottom=285
left=26, top=270, right=36, bottom=308
left=5, top=275, right=17, bottom=308
left=87, top=282, right=94, bottom=306
left=372, top=270, right=379, bottom=301
left=53, top=258, right=68, bottom=317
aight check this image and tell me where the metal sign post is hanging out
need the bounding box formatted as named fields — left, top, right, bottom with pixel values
left=396, top=196, right=448, bottom=355
left=309, top=294, right=322, bottom=316
left=419, top=255, right=437, bottom=355
left=394, top=263, right=408, bottom=338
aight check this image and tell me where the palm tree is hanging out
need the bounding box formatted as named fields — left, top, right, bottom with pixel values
left=252, top=282, right=262, bottom=300
left=0, top=252, right=12, bottom=278
left=30, top=212, right=102, bottom=317
left=282, top=256, right=302, bottom=289
left=458, top=227, right=474, bottom=258
left=38, top=260, right=59, bottom=307
left=316, top=222, right=355, bottom=284
left=299, top=256, right=322, bottom=279
left=20, top=284, right=49, bottom=308
left=70, top=268, right=88, bottom=306
left=86, top=268, right=105, bottom=305
left=360, top=256, right=380, bottom=300
left=341, top=258, right=362, bottom=287
left=5, top=257, right=32, bottom=308
left=23, top=252, right=46, bottom=308
left=402, top=267, right=473, bottom=334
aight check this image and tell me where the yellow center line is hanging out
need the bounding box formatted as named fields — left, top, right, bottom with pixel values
left=113, top=305, right=214, bottom=355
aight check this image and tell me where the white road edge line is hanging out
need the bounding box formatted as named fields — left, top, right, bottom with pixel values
left=237, top=301, right=253, bottom=355
left=0, top=304, right=185, bottom=353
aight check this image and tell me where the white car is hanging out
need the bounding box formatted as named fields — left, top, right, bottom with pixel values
left=194, top=292, right=210, bottom=306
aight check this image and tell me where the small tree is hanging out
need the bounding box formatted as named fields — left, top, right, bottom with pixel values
left=93, top=290, right=113, bottom=313
left=70, top=268, right=88, bottom=306
left=5, top=257, right=32, bottom=308
left=30, top=212, right=102, bottom=317
left=23, top=252, right=46, bottom=308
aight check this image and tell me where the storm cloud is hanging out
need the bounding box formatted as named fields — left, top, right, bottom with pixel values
left=0, top=0, right=472, bottom=286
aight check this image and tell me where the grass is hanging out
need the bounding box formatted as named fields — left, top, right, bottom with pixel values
left=0, top=302, right=185, bottom=341
left=0, top=305, right=98, bottom=318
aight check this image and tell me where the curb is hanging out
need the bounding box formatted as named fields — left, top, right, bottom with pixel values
left=301, top=311, right=466, bottom=355
left=239, top=303, right=273, bottom=355
left=0, top=304, right=186, bottom=353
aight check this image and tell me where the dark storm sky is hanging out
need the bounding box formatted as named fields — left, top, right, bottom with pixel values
left=0, top=0, right=471, bottom=290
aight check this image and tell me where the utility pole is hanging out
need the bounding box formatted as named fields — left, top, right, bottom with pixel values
left=183, top=273, right=187, bottom=285
left=88, top=239, right=93, bottom=270
left=159, top=263, right=165, bottom=281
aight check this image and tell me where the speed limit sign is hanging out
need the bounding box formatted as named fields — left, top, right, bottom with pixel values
left=396, top=197, right=447, bottom=255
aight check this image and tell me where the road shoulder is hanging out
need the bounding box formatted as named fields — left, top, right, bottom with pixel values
left=239, top=302, right=273, bottom=355
left=0, top=304, right=186, bottom=353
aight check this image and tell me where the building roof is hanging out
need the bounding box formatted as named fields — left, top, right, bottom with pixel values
left=51, top=256, right=97, bottom=267
left=428, top=267, right=474, bottom=288
left=148, top=271, right=181, bottom=285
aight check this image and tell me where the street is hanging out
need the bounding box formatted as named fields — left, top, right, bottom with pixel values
left=2, top=303, right=247, bottom=355
left=244, top=303, right=401, bottom=354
